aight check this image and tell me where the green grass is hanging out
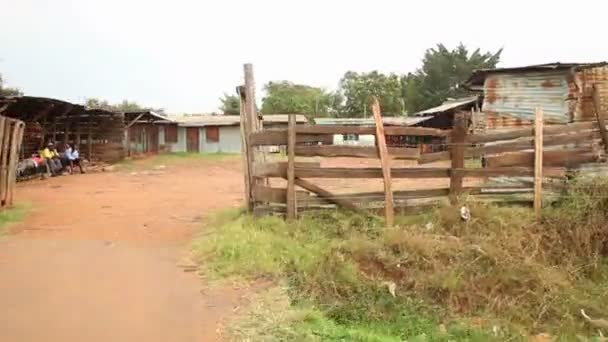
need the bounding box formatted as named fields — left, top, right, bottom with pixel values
left=0, top=203, right=30, bottom=235
left=116, top=152, right=238, bottom=171
left=194, top=178, right=608, bottom=341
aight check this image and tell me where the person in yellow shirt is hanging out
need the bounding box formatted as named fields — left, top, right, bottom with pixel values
left=40, top=143, right=62, bottom=176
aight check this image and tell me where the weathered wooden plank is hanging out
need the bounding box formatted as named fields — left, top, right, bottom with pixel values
left=252, top=162, right=321, bottom=178
left=485, top=149, right=598, bottom=168
left=249, top=130, right=332, bottom=146
left=372, top=98, right=394, bottom=226
left=293, top=178, right=362, bottom=213
left=459, top=167, right=566, bottom=178
left=254, top=164, right=450, bottom=178
left=467, top=121, right=597, bottom=143
left=466, top=131, right=600, bottom=158
left=419, top=151, right=451, bottom=164
left=286, top=114, right=297, bottom=220
left=0, top=121, right=11, bottom=205
left=295, top=145, right=420, bottom=160
left=450, top=113, right=467, bottom=203
left=295, top=125, right=450, bottom=136
left=6, top=122, right=21, bottom=206
left=295, top=167, right=449, bottom=178
left=593, top=84, right=608, bottom=153
left=534, top=108, right=544, bottom=217
left=252, top=185, right=312, bottom=203
left=238, top=85, right=252, bottom=210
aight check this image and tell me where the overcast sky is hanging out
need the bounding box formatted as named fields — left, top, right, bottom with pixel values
left=1, top=0, right=606, bottom=114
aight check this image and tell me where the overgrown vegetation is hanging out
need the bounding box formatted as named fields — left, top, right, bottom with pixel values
left=195, top=178, right=608, bottom=341
left=0, top=204, right=30, bottom=235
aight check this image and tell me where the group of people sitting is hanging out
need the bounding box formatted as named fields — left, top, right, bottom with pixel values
left=16, top=142, right=85, bottom=179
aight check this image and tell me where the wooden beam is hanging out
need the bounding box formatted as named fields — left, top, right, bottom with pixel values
left=252, top=163, right=449, bottom=178
left=252, top=162, right=320, bottom=177
left=592, top=84, right=608, bottom=153
left=449, top=113, right=467, bottom=204
left=534, top=108, right=544, bottom=218
left=419, top=151, right=451, bottom=164
left=295, top=145, right=420, bottom=160
left=295, top=125, right=450, bottom=136
left=484, top=149, right=598, bottom=168
left=252, top=184, right=312, bottom=204
left=466, top=131, right=600, bottom=158
left=286, top=114, right=297, bottom=220
left=371, top=98, right=394, bottom=226
left=457, top=166, right=565, bottom=178
left=467, top=121, right=597, bottom=143
left=293, top=178, right=362, bottom=213
left=125, top=113, right=145, bottom=129
left=249, top=130, right=331, bottom=146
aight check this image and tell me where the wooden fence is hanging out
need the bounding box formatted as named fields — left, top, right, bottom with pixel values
left=0, top=115, right=25, bottom=208
left=239, top=66, right=608, bottom=223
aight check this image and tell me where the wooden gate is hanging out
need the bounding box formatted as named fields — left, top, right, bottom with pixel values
left=186, top=127, right=199, bottom=153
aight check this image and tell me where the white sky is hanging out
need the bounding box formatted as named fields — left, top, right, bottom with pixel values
left=1, top=0, right=606, bottom=114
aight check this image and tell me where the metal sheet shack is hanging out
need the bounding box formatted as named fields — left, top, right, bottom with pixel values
left=0, top=96, right=126, bottom=162
left=465, top=62, right=608, bottom=129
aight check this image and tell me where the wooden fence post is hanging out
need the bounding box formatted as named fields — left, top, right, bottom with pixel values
left=592, top=84, right=608, bottom=153
left=243, top=63, right=266, bottom=211
left=534, top=107, right=544, bottom=218
left=371, top=98, right=394, bottom=226
left=286, top=114, right=297, bottom=220
left=0, top=121, right=11, bottom=205
left=238, top=85, right=254, bottom=212
left=449, top=112, right=467, bottom=204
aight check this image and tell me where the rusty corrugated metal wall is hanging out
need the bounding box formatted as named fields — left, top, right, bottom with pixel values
left=482, top=71, right=571, bottom=124
left=573, top=66, right=608, bottom=121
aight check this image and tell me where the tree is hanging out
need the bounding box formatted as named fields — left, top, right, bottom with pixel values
left=261, top=81, right=340, bottom=117
left=338, top=71, right=404, bottom=117
left=219, top=93, right=240, bottom=115
left=0, top=74, right=23, bottom=96
left=405, top=43, right=501, bottom=112
left=85, top=98, right=165, bottom=114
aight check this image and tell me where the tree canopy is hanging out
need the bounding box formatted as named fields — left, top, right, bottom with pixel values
left=0, top=74, right=23, bottom=97
left=85, top=98, right=165, bottom=114
left=219, top=93, right=240, bottom=115
left=405, top=43, right=502, bottom=112
left=260, top=81, right=340, bottom=117
left=338, top=71, right=404, bottom=117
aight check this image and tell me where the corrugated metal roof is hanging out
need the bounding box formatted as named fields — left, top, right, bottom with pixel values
left=383, top=116, right=433, bottom=126
left=314, top=117, right=433, bottom=126
left=482, top=71, right=571, bottom=123
left=412, top=97, right=479, bottom=116
left=314, top=118, right=376, bottom=126
left=174, top=114, right=241, bottom=127
left=261, top=114, right=308, bottom=124
left=466, top=62, right=607, bottom=86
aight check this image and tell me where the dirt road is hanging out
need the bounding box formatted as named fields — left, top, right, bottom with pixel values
left=0, top=156, right=244, bottom=342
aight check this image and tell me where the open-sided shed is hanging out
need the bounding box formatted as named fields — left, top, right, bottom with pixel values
left=0, top=96, right=126, bottom=162
left=125, top=111, right=177, bottom=155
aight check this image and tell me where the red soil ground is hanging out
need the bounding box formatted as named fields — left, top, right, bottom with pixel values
left=0, top=156, right=246, bottom=342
